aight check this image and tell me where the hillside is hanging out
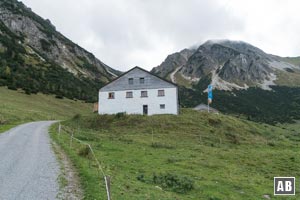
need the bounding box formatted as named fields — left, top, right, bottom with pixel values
left=152, top=48, right=196, bottom=79
left=0, top=0, right=120, bottom=102
left=51, top=109, right=300, bottom=200
left=282, top=56, right=300, bottom=67
left=0, top=87, right=91, bottom=132
left=154, top=40, right=300, bottom=123
left=154, top=40, right=300, bottom=90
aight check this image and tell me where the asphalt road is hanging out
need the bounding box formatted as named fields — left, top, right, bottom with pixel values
left=0, top=121, right=59, bottom=200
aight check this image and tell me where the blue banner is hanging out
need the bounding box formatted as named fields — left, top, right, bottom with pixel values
left=208, top=85, right=213, bottom=100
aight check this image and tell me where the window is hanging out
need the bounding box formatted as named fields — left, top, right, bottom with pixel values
left=139, top=77, right=145, bottom=84
left=141, top=91, right=148, bottom=97
left=126, top=91, right=133, bottom=98
left=108, top=92, right=115, bottom=99
left=128, top=78, right=133, bottom=85
left=158, top=90, right=165, bottom=97
left=160, top=104, right=165, bottom=109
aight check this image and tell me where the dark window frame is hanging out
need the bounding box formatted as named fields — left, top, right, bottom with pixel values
left=108, top=92, right=115, bottom=99
left=158, top=90, right=165, bottom=97
left=128, top=78, right=134, bottom=85
left=141, top=91, right=148, bottom=98
left=160, top=104, right=165, bottom=109
left=139, top=77, right=145, bottom=84
left=126, top=91, right=133, bottom=98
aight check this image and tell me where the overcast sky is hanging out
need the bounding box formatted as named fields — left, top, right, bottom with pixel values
left=21, top=0, right=300, bottom=71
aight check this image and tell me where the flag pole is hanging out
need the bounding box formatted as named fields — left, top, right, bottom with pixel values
left=207, top=84, right=212, bottom=113
left=208, top=99, right=210, bottom=113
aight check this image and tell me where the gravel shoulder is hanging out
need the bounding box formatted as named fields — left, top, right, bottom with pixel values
left=52, top=140, right=84, bottom=200
left=0, top=121, right=59, bottom=200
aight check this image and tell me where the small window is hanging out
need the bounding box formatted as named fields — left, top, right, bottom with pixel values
left=160, top=104, right=165, bottom=109
left=126, top=91, right=133, bottom=98
left=139, top=77, right=145, bottom=84
left=128, top=78, right=134, bottom=85
left=158, top=90, right=165, bottom=97
left=108, top=92, right=115, bottom=99
left=141, top=91, right=148, bottom=97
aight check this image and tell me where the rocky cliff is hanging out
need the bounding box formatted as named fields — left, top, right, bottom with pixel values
left=154, top=39, right=300, bottom=91
left=0, top=0, right=120, bottom=101
left=151, top=48, right=196, bottom=78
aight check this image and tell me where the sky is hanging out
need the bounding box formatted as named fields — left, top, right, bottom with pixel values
left=21, top=0, right=300, bottom=71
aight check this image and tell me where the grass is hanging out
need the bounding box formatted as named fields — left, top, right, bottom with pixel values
left=0, top=87, right=92, bottom=133
left=174, top=71, right=193, bottom=88
left=275, top=70, right=300, bottom=87
left=1, top=86, right=299, bottom=199
left=52, top=141, right=69, bottom=194
left=282, top=56, right=300, bottom=66
left=50, top=109, right=300, bottom=200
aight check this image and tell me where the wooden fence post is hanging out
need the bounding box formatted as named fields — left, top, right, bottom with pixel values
left=58, top=123, right=61, bottom=137
left=151, top=129, right=154, bottom=144
left=64, top=129, right=111, bottom=200
left=88, top=145, right=91, bottom=168
left=70, top=131, right=74, bottom=148
left=104, top=176, right=111, bottom=200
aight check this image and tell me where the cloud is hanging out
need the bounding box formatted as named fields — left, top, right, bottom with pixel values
left=20, top=0, right=300, bottom=71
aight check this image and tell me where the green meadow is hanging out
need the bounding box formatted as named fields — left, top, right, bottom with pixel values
left=50, top=110, right=300, bottom=200
left=0, top=87, right=91, bottom=133
left=1, top=87, right=299, bottom=199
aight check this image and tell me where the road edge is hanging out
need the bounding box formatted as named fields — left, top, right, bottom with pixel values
left=50, top=124, right=84, bottom=200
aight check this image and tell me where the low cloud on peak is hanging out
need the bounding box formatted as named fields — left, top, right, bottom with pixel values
left=21, top=0, right=300, bottom=71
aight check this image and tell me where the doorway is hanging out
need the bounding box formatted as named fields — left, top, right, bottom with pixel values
left=143, top=105, right=148, bottom=115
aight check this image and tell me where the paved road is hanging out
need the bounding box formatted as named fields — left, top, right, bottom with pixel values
left=0, top=121, right=59, bottom=200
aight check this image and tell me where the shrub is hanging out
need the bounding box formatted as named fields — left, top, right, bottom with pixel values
left=151, top=142, right=174, bottom=149
left=0, top=115, right=7, bottom=125
left=115, top=112, right=126, bottom=119
left=55, top=95, right=64, bottom=99
left=267, top=141, right=276, bottom=146
left=208, top=118, right=222, bottom=126
left=119, top=137, right=133, bottom=144
left=152, top=173, right=194, bottom=194
left=225, top=132, right=240, bottom=144
left=87, top=115, right=115, bottom=129
left=136, top=174, right=145, bottom=182
left=166, top=157, right=181, bottom=164
left=78, top=145, right=90, bottom=158
left=7, top=85, right=17, bottom=90
left=75, top=135, right=94, bottom=142
left=72, top=114, right=82, bottom=120
left=209, top=197, right=222, bottom=200
left=40, top=39, right=52, bottom=52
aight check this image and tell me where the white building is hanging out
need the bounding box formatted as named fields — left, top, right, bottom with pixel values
left=98, top=67, right=179, bottom=115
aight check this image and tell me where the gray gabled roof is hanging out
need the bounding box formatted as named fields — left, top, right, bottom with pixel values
left=100, top=67, right=177, bottom=92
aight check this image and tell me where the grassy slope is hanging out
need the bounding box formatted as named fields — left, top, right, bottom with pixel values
left=174, top=71, right=193, bottom=88
left=50, top=109, right=300, bottom=200
left=0, top=87, right=92, bottom=132
left=275, top=69, right=300, bottom=87
left=282, top=57, right=300, bottom=66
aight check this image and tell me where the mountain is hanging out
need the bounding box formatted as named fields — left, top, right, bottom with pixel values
left=152, top=48, right=196, bottom=78
left=0, top=0, right=120, bottom=101
left=154, top=39, right=300, bottom=91
left=153, top=40, right=300, bottom=123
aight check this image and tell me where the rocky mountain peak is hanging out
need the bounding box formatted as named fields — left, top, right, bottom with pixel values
left=153, top=39, right=300, bottom=91
left=151, top=47, right=196, bottom=78
left=0, top=0, right=119, bottom=80
left=0, top=0, right=120, bottom=101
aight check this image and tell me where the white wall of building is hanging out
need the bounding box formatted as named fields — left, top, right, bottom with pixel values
left=98, top=87, right=178, bottom=115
